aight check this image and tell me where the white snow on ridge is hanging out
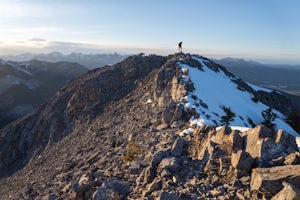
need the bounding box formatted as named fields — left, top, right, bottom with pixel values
left=296, top=137, right=300, bottom=150
left=216, top=126, right=250, bottom=133
left=177, top=56, right=298, bottom=137
left=247, top=82, right=273, bottom=93
left=16, top=63, right=33, bottom=76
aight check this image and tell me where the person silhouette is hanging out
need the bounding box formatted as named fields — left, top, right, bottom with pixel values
left=178, top=42, right=182, bottom=52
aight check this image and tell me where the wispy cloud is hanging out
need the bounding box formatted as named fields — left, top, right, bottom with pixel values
left=28, top=38, right=46, bottom=42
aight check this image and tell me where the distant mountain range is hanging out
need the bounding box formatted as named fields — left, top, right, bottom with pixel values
left=1, top=52, right=128, bottom=69
left=214, top=57, right=300, bottom=95
left=0, top=59, right=88, bottom=127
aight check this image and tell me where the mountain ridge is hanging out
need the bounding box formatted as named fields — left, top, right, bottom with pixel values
left=0, top=59, right=88, bottom=127
left=0, top=52, right=128, bottom=69
left=0, top=53, right=299, bottom=199
left=214, top=57, right=300, bottom=98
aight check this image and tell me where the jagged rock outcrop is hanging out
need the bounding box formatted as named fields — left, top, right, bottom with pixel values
left=188, top=125, right=300, bottom=199
left=0, top=53, right=298, bottom=199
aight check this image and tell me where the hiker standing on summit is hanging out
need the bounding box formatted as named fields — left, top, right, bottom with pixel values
left=178, top=42, right=182, bottom=53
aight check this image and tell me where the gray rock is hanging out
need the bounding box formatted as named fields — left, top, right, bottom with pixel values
left=144, top=166, right=157, bottom=184
left=231, top=150, right=254, bottom=177
left=102, top=178, right=130, bottom=195
left=93, top=178, right=130, bottom=199
left=143, top=178, right=162, bottom=197
left=158, top=192, right=179, bottom=200
left=275, top=129, right=298, bottom=151
left=157, top=157, right=182, bottom=177
left=271, top=182, right=300, bottom=200
left=93, top=187, right=107, bottom=200
left=173, top=104, right=184, bottom=121
left=171, top=136, right=185, bottom=157
left=162, top=103, right=176, bottom=124
left=284, top=152, right=300, bottom=165
left=250, top=165, right=300, bottom=196
left=246, top=136, right=286, bottom=167
left=151, top=150, right=169, bottom=167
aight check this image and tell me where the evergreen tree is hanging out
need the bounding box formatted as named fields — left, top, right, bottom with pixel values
left=220, top=106, right=236, bottom=126
left=261, top=107, right=277, bottom=130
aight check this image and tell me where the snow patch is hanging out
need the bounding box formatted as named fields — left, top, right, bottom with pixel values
left=179, top=128, right=194, bottom=137
left=216, top=126, right=250, bottom=133
left=177, top=56, right=298, bottom=136
left=247, top=82, right=273, bottom=93
left=146, top=99, right=153, bottom=104
left=296, top=137, right=300, bottom=151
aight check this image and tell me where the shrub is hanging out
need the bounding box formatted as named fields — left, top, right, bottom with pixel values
left=123, top=142, right=141, bottom=162
left=183, top=69, right=189, bottom=75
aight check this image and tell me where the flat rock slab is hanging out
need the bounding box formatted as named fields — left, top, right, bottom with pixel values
left=250, top=165, right=300, bottom=195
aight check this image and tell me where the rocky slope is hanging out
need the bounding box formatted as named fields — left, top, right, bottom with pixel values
left=0, top=59, right=88, bottom=127
left=0, top=53, right=299, bottom=199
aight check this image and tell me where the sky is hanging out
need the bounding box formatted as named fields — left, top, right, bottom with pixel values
left=0, top=0, right=299, bottom=64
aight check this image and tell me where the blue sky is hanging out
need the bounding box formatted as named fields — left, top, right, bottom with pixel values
left=0, top=0, right=299, bottom=63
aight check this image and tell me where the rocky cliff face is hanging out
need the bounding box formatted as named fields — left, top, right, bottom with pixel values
left=0, top=53, right=299, bottom=199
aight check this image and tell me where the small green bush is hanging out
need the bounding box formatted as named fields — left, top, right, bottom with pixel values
left=183, top=69, right=189, bottom=75
left=123, top=142, right=141, bottom=162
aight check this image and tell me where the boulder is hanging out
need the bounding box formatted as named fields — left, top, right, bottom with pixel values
left=211, top=127, right=243, bottom=153
left=284, top=152, right=300, bottom=165
left=171, top=136, right=185, bottom=157
left=93, top=178, right=130, bottom=200
left=171, top=76, right=186, bottom=102
left=143, top=178, right=162, bottom=197
left=143, top=166, right=157, bottom=185
left=271, top=182, right=300, bottom=200
left=246, top=136, right=286, bottom=167
left=73, top=173, right=101, bottom=198
left=275, top=130, right=298, bottom=151
left=162, top=103, right=176, bottom=124
left=158, top=192, right=180, bottom=200
left=143, top=149, right=169, bottom=184
left=173, top=104, right=184, bottom=121
left=231, top=150, right=254, bottom=178
left=157, top=157, right=182, bottom=178
left=250, top=165, right=300, bottom=196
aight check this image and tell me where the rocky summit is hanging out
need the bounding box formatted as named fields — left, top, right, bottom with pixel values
left=0, top=53, right=299, bottom=199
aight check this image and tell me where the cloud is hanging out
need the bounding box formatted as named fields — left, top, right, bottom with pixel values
left=28, top=38, right=46, bottom=42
